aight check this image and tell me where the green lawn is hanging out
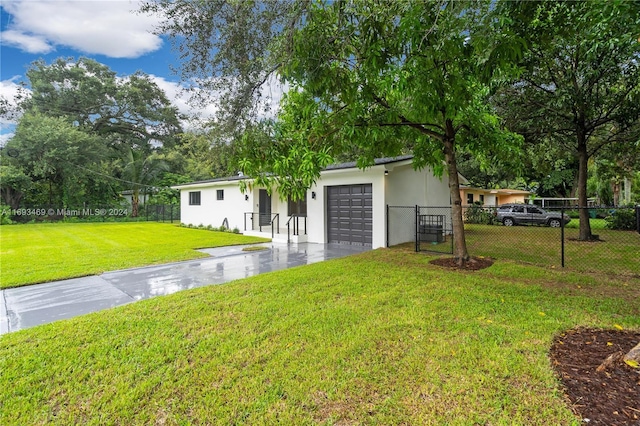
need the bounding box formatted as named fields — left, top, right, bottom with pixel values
left=0, top=222, right=269, bottom=288
left=1, top=250, right=638, bottom=425
left=565, top=218, right=607, bottom=230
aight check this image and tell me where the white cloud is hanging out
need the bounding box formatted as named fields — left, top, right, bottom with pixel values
left=1, top=0, right=162, bottom=58
left=0, top=76, right=30, bottom=127
left=147, top=74, right=287, bottom=128
left=148, top=75, right=218, bottom=121
left=257, top=75, right=287, bottom=119
left=1, top=29, right=53, bottom=54
left=0, top=132, right=14, bottom=147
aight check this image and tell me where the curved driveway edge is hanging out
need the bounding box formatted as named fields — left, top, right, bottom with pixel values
left=1, top=242, right=369, bottom=334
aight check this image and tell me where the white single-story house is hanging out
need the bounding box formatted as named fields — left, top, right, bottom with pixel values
left=459, top=186, right=532, bottom=207
left=173, top=156, right=452, bottom=249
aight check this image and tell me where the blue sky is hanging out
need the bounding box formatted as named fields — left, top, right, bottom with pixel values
left=0, top=0, right=283, bottom=144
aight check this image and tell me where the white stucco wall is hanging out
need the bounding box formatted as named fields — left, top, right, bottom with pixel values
left=178, top=180, right=253, bottom=230
left=175, top=159, right=451, bottom=249
left=384, top=162, right=451, bottom=246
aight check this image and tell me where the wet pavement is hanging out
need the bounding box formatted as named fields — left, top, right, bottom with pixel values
left=1, top=242, right=370, bottom=334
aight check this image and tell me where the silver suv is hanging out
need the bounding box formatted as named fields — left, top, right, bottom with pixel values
left=495, top=204, right=571, bottom=227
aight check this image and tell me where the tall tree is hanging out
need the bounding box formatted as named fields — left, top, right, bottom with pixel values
left=243, top=1, right=522, bottom=264
left=5, top=57, right=184, bottom=209
left=0, top=164, right=31, bottom=210
left=26, top=57, right=182, bottom=151
left=4, top=112, right=105, bottom=207
left=146, top=0, right=523, bottom=264
left=140, top=0, right=303, bottom=130
left=119, top=147, right=169, bottom=217
left=498, top=0, right=640, bottom=240
left=163, top=131, right=240, bottom=181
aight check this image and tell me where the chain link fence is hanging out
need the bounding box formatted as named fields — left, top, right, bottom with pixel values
left=387, top=204, right=640, bottom=277
left=387, top=205, right=454, bottom=254
left=2, top=204, right=180, bottom=224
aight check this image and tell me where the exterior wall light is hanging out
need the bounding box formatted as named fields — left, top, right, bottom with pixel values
left=312, top=191, right=316, bottom=199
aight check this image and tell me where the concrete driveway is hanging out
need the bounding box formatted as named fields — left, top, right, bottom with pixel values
left=1, top=242, right=370, bottom=334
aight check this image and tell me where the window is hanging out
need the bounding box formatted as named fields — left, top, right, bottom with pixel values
left=217, top=189, right=224, bottom=200
left=288, top=193, right=307, bottom=216
left=513, top=205, right=525, bottom=213
left=528, top=206, right=543, bottom=214
left=466, top=193, right=474, bottom=204
left=479, top=194, right=485, bottom=204
left=189, top=191, right=201, bottom=206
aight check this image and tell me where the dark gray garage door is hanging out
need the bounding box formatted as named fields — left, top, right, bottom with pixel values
left=327, top=184, right=372, bottom=246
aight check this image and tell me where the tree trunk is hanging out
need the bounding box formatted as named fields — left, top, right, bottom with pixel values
left=576, top=131, right=593, bottom=240
left=612, top=181, right=620, bottom=207
left=1, top=188, right=23, bottom=210
left=443, top=121, right=470, bottom=265
left=132, top=190, right=139, bottom=218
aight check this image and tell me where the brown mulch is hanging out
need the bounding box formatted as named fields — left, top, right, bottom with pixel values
left=429, top=256, right=494, bottom=270
left=550, top=328, right=640, bottom=425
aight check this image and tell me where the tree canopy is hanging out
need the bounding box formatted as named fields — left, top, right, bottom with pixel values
left=497, top=0, right=640, bottom=239
left=148, top=0, right=524, bottom=263
left=140, top=0, right=303, bottom=130
left=2, top=57, right=184, bottom=210
left=26, top=57, right=182, bottom=151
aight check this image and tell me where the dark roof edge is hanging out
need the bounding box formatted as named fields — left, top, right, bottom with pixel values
left=173, top=155, right=415, bottom=188
left=172, top=174, right=249, bottom=188
left=323, top=155, right=414, bottom=171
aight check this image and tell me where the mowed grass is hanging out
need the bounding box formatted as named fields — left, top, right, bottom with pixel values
left=1, top=249, right=638, bottom=425
left=464, top=224, right=640, bottom=276
left=0, top=222, right=269, bottom=288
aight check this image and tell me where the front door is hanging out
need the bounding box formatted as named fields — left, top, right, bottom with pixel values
left=259, top=189, right=272, bottom=226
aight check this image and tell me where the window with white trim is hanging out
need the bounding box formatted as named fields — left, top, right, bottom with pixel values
left=189, top=191, right=201, bottom=205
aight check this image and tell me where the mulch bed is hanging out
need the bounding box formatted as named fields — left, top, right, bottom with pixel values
left=429, top=256, right=494, bottom=271
left=428, top=255, right=640, bottom=424
left=550, top=328, right=640, bottom=425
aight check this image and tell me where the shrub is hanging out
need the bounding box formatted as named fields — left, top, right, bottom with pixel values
left=464, top=204, right=498, bottom=225
left=604, top=208, right=636, bottom=230
left=0, top=204, right=13, bottom=225
left=232, top=227, right=240, bottom=234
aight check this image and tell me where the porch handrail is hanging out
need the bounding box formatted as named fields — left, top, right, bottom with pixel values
left=286, top=214, right=307, bottom=243
left=270, top=213, right=279, bottom=238
left=244, top=212, right=280, bottom=237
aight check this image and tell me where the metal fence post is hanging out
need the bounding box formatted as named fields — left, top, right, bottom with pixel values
left=561, top=206, right=565, bottom=268
left=386, top=204, right=389, bottom=248
left=415, top=205, right=419, bottom=253
left=636, top=205, right=640, bottom=234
